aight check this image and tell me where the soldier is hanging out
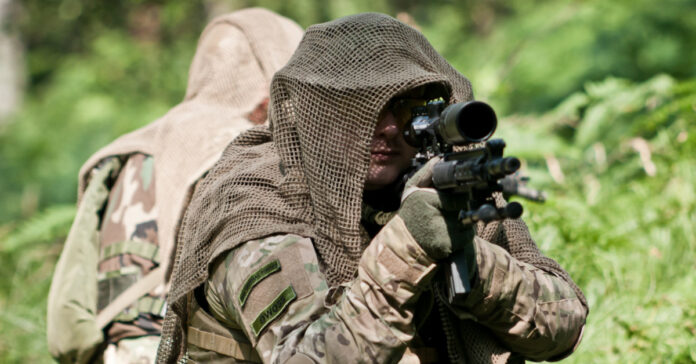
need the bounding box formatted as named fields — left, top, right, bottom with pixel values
left=159, top=13, right=588, bottom=363
left=46, top=9, right=304, bottom=363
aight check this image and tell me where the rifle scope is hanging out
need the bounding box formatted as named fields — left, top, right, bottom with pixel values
left=403, top=100, right=498, bottom=147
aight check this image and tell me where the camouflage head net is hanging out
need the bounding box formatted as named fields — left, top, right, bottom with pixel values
left=160, top=12, right=586, bottom=361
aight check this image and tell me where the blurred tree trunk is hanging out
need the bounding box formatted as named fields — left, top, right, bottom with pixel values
left=0, top=0, right=23, bottom=123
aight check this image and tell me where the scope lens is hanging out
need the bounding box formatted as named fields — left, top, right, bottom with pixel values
left=438, top=101, right=497, bottom=145
left=459, top=102, right=497, bottom=142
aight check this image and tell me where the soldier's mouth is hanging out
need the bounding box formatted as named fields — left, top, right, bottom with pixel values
left=371, top=150, right=400, bottom=162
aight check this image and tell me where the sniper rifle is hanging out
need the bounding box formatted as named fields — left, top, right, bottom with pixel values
left=402, top=99, right=538, bottom=307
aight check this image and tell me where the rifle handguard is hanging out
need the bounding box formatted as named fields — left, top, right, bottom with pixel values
left=459, top=202, right=523, bottom=225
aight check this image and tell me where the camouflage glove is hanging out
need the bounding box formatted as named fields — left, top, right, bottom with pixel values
left=398, top=158, right=476, bottom=261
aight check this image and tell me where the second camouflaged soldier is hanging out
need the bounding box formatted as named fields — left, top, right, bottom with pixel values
left=46, top=9, right=303, bottom=363
left=158, top=13, right=589, bottom=363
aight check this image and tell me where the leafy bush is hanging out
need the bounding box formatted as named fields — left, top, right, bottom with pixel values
left=0, top=23, right=197, bottom=224
left=433, top=0, right=696, bottom=114
left=499, top=75, right=696, bottom=362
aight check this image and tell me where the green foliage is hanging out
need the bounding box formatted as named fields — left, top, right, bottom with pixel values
left=429, top=0, right=696, bottom=114
left=498, top=75, right=696, bottom=362
left=2, top=2, right=204, bottom=223
left=2, top=0, right=696, bottom=362
left=2, top=205, right=76, bottom=254
left=0, top=205, right=75, bottom=363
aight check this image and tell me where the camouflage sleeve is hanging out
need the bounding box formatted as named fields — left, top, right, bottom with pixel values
left=454, top=236, right=588, bottom=361
left=205, top=216, right=437, bottom=363
left=97, top=154, right=164, bottom=343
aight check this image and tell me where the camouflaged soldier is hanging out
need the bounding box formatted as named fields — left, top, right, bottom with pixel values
left=159, top=13, right=589, bottom=363
left=46, top=9, right=304, bottom=363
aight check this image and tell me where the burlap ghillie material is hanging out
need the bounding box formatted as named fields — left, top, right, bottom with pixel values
left=159, top=13, right=586, bottom=363
left=77, top=8, right=303, bottom=282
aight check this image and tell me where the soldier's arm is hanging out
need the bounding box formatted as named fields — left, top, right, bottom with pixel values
left=454, top=235, right=588, bottom=361
left=206, top=224, right=437, bottom=363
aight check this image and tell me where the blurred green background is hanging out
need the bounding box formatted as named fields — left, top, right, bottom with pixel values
left=1, top=0, right=695, bottom=362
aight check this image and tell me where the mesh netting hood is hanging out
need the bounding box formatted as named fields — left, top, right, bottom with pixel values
left=268, top=12, right=475, bottom=284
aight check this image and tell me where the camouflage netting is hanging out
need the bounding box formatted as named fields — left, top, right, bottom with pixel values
left=159, top=13, right=586, bottom=362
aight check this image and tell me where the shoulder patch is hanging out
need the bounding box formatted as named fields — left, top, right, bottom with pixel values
left=250, top=285, right=297, bottom=337
left=239, top=259, right=281, bottom=308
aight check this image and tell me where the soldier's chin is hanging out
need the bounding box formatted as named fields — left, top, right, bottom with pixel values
left=364, top=167, right=400, bottom=191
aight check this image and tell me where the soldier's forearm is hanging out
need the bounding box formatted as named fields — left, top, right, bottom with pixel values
left=456, top=237, right=588, bottom=361
left=351, top=216, right=439, bottom=339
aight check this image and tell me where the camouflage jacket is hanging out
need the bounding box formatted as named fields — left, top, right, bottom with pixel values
left=47, top=153, right=165, bottom=363
left=195, top=213, right=587, bottom=363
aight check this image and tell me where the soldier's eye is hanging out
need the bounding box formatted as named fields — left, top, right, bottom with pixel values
left=388, top=98, right=426, bottom=128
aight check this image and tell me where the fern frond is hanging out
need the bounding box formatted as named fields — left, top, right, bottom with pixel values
left=1, top=205, right=76, bottom=253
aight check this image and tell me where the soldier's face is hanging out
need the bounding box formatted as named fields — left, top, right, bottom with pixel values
left=363, top=97, right=420, bottom=191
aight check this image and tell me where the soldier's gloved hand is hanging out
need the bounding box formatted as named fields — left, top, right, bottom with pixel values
left=398, top=158, right=476, bottom=261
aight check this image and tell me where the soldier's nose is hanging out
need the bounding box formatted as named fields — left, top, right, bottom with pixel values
left=375, top=112, right=400, bottom=139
